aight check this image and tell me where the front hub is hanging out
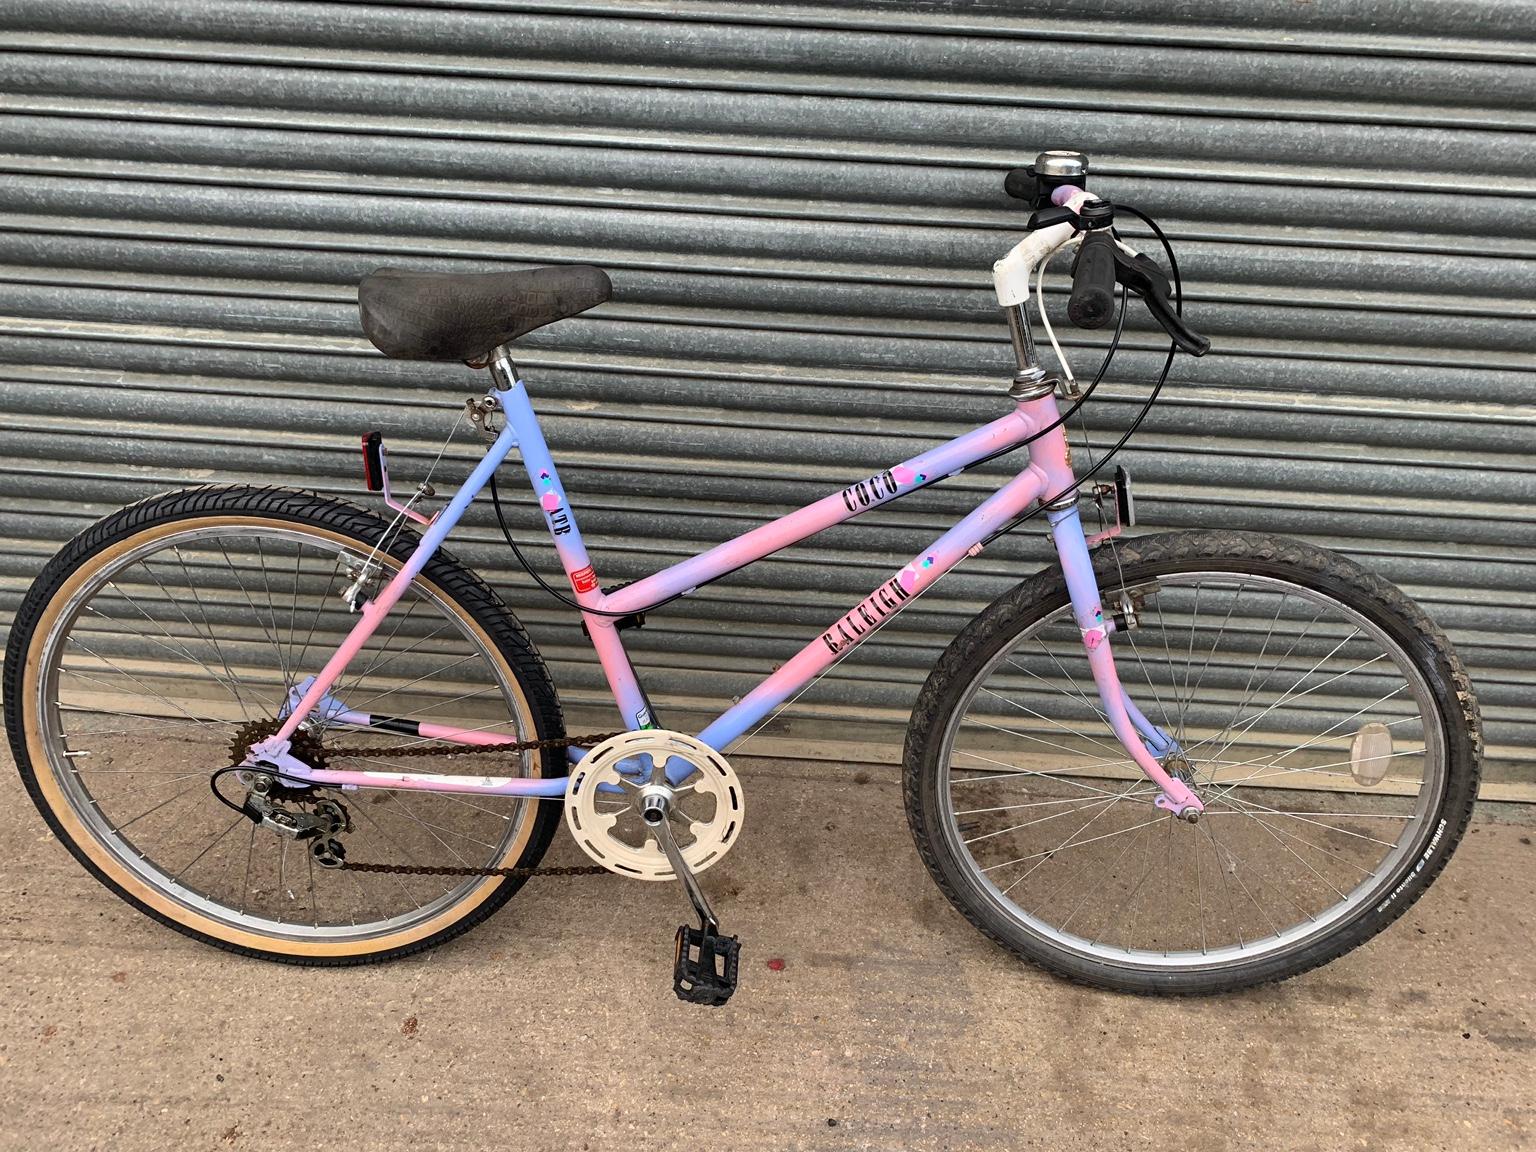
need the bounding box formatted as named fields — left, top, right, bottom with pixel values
left=1155, top=754, right=1202, bottom=822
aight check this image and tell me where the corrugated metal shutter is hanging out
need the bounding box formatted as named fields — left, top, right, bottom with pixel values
left=1, top=0, right=1531, bottom=782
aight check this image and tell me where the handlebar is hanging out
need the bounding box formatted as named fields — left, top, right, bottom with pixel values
left=1046, top=184, right=1210, bottom=358
left=991, top=157, right=1211, bottom=360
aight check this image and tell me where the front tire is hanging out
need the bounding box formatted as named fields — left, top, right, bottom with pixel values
left=904, top=530, right=1481, bottom=994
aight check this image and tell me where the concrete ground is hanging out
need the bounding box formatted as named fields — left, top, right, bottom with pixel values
left=2, top=749, right=1533, bottom=1152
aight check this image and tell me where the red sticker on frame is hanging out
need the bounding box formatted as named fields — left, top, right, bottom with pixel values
left=570, top=565, right=599, bottom=594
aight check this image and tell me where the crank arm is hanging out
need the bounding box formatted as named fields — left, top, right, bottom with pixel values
left=647, top=801, right=720, bottom=934
left=646, top=794, right=740, bottom=1006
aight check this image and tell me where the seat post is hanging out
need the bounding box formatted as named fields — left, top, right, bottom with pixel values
left=488, top=344, right=519, bottom=391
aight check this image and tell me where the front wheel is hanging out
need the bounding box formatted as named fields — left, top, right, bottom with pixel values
left=904, top=530, right=1481, bottom=994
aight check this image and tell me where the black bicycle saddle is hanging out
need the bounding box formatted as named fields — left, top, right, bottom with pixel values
left=358, top=265, right=612, bottom=361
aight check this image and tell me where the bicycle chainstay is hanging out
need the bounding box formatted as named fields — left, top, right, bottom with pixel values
left=317, top=729, right=627, bottom=879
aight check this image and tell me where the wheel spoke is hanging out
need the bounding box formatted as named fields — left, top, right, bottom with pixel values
left=58, top=648, right=227, bottom=735
left=963, top=791, right=1147, bottom=846
left=27, top=511, right=539, bottom=950
left=958, top=715, right=1131, bottom=771
left=168, top=548, right=261, bottom=717
left=86, top=594, right=249, bottom=711
left=1201, top=685, right=1412, bottom=807
left=949, top=747, right=1134, bottom=798
left=936, top=563, right=1452, bottom=978
left=976, top=686, right=1124, bottom=756
left=1186, top=632, right=1371, bottom=762
left=170, top=814, right=247, bottom=885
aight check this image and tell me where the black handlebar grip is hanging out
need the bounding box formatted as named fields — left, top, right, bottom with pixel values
left=1068, top=232, right=1117, bottom=329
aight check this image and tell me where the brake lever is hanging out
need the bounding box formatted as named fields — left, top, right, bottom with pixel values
left=1109, top=248, right=1211, bottom=357
left=1026, top=204, right=1078, bottom=232
left=1028, top=198, right=1114, bottom=234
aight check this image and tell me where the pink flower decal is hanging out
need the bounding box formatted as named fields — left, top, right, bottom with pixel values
left=540, top=492, right=561, bottom=512
left=898, top=565, right=918, bottom=592
left=1084, top=630, right=1103, bottom=650
left=892, top=464, right=916, bottom=485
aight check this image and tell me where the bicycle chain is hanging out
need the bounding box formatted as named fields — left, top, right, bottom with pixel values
left=321, top=729, right=626, bottom=879
left=325, top=730, right=626, bottom=761
left=340, top=860, right=611, bottom=879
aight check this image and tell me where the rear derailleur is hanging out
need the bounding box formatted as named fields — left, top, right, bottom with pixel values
left=236, top=770, right=352, bottom=868
left=226, top=721, right=350, bottom=865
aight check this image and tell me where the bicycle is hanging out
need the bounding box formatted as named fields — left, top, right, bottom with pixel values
left=3, top=150, right=1482, bottom=1004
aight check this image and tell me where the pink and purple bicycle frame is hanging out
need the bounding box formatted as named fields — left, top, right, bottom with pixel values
left=251, top=345, right=1202, bottom=816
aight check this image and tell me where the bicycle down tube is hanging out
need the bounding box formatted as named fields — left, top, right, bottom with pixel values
left=254, top=346, right=1200, bottom=814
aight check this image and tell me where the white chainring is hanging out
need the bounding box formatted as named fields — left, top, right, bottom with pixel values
left=564, top=729, right=744, bottom=880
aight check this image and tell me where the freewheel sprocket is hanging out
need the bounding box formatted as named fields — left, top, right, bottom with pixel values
left=564, top=730, right=744, bottom=880
left=229, top=718, right=328, bottom=800
left=230, top=718, right=327, bottom=770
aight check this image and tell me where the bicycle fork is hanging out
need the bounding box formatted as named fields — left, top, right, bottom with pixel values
left=1003, top=286, right=1202, bottom=819
left=1048, top=502, right=1203, bottom=819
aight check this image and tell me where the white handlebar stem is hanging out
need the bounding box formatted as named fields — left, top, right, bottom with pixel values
left=991, top=186, right=1094, bottom=308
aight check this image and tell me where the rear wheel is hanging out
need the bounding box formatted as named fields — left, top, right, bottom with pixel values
left=904, top=531, right=1481, bottom=994
left=4, top=485, right=565, bottom=964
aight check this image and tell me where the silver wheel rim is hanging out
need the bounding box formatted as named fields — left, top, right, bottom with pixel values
left=35, top=522, right=538, bottom=945
left=937, top=570, right=1447, bottom=972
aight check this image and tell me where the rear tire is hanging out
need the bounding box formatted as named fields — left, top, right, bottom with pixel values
left=4, top=484, right=566, bottom=965
left=903, top=530, right=1481, bottom=994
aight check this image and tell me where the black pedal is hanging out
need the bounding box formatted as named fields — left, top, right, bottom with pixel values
left=673, top=924, right=740, bottom=1007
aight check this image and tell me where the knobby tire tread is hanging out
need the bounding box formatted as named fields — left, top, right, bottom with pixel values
left=902, top=530, right=1481, bottom=996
